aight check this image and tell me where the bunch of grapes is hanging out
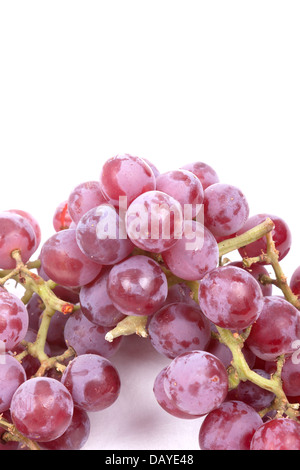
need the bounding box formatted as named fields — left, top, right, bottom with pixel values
left=1, top=153, right=300, bottom=451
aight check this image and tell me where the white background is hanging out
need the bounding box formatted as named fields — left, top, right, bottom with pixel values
left=0, top=1, right=300, bottom=451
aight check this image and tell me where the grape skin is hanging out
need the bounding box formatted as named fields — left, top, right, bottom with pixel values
left=180, top=161, right=219, bottom=190
left=250, top=418, right=300, bottom=450
left=0, top=212, right=37, bottom=269
left=246, top=296, right=300, bottom=361
left=163, top=350, right=228, bottom=416
left=162, top=220, right=219, bottom=281
left=76, top=204, right=134, bottom=265
left=148, top=302, right=211, bottom=359
left=199, top=400, right=263, bottom=450
left=107, top=255, right=168, bottom=316
left=64, top=309, right=123, bottom=358
left=153, top=367, right=202, bottom=420
left=10, top=377, right=74, bottom=442
left=99, top=153, right=156, bottom=207
left=0, top=290, right=29, bottom=351
left=125, top=190, right=184, bottom=253
left=79, top=268, right=126, bottom=327
left=203, top=183, right=250, bottom=237
left=40, top=229, right=103, bottom=288
left=0, top=355, right=26, bottom=413
left=67, top=180, right=108, bottom=224
left=198, top=265, right=264, bottom=330
left=61, top=354, right=121, bottom=412
left=156, top=169, right=204, bottom=218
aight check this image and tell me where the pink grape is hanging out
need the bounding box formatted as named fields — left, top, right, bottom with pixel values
left=246, top=296, right=300, bottom=361
left=125, top=190, right=184, bottom=253
left=39, top=407, right=90, bottom=450
left=163, top=350, right=228, bottom=416
left=198, top=265, right=264, bottom=330
left=148, top=302, right=211, bottom=358
left=99, top=153, right=156, bottom=207
left=53, top=201, right=73, bottom=231
left=237, top=213, right=292, bottom=263
left=153, top=367, right=202, bottom=419
left=76, top=204, right=134, bottom=265
left=228, top=261, right=273, bottom=296
left=290, top=266, right=300, bottom=297
left=0, top=212, right=37, bottom=269
left=67, top=180, right=108, bottom=224
left=10, top=377, right=74, bottom=442
left=63, top=309, right=123, bottom=358
left=203, top=183, right=250, bottom=237
left=162, top=220, right=219, bottom=281
left=40, top=229, right=102, bottom=287
left=0, top=289, right=29, bottom=351
left=61, top=354, right=121, bottom=412
left=156, top=169, right=204, bottom=218
left=0, top=355, right=26, bottom=413
left=180, top=161, right=219, bottom=190
left=250, top=418, right=300, bottom=450
left=79, top=269, right=126, bottom=327
left=107, top=255, right=168, bottom=316
left=5, top=209, right=41, bottom=251
left=199, top=400, right=263, bottom=450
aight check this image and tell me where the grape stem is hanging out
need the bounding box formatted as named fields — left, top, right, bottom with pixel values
left=105, top=315, right=148, bottom=342
left=0, top=415, right=40, bottom=450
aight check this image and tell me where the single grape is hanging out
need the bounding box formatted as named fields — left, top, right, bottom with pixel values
left=226, top=369, right=275, bottom=412
left=0, top=355, right=26, bottom=413
left=79, top=269, right=126, bottom=327
left=199, top=400, right=263, bottom=450
left=162, top=220, right=219, bottom=281
left=265, top=355, right=300, bottom=397
left=61, top=354, right=121, bottom=412
left=0, top=212, right=37, bottom=269
left=63, top=308, right=123, bottom=358
left=67, top=180, right=108, bottom=224
left=142, top=158, right=160, bottom=178
left=39, top=407, right=90, bottom=450
left=180, top=161, right=219, bottom=190
left=53, top=201, right=73, bottom=231
left=163, top=350, right=228, bottom=416
left=237, top=213, right=292, bottom=263
left=107, top=255, right=168, bottom=316
left=10, top=377, right=74, bottom=442
left=40, top=229, right=102, bottom=287
left=125, top=190, right=184, bottom=253
left=203, top=183, right=250, bottom=237
left=246, top=296, right=300, bottom=361
left=153, top=367, right=202, bottom=419
left=198, top=265, right=264, bottom=330
left=156, top=169, right=204, bottom=218
left=250, top=418, right=300, bottom=450
left=76, top=204, right=134, bottom=265
left=5, top=209, right=41, bottom=251
left=290, top=266, right=300, bottom=297
left=148, top=302, right=211, bottom=359
left=99, top=153, right=156, bottom=207
left=228, top=261, right=272, bottom=296
left=0, top=289, right=29, bottom=351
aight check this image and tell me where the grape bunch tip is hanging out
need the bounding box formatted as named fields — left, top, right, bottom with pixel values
left=0, top=153, right=300, bottom=451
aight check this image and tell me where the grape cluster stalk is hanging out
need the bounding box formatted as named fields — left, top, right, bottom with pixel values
left=1, top=154, right=300, bottom=450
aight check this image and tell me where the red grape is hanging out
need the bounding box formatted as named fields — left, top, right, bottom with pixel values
left=0, top=289, right=29, bottom=351
left=203, top=183, right=250, bottom=237
left=107, top=255, right=168, bottom=316
left=0, top=354, right=26, bottom=413
left=180, top=161, right=219, bottom=190
left=61, top=354, right=121, bottom=412
left=198, top=265, right=264, bottom=330
left=67, top=180, right=108, bottom=224
left=250, top=418, right=300, bottom=450
left=40, top=229, right=102, bottom=287
left=53, top=201, right=73, bottom=231
left=10, top=377, right=74, bottom=442
left=199, top=400, right=263, bottom=450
